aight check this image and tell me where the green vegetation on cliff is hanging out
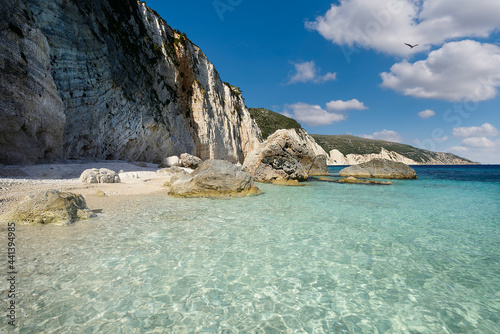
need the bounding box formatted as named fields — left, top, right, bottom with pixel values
left=249, top=108, right=301, bottom=139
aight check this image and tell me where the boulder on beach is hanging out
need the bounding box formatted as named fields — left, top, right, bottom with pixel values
left=1, top=189, right=95, bottom=225
left=180, top=153, right=203, bottom=169
left=157, top=166, right=190, bottom=187
left=80, top=168, right=120, bottom=183
left=339, top=158, right=417, bottom=179
left=242, top=129, right=324, bottom=182
left=168, top=160, right=261, bottom=198
left=158, top=155, right=181, bottom=168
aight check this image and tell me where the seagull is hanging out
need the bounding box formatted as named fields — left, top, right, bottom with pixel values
left=405, top=43, right=419, bottom=49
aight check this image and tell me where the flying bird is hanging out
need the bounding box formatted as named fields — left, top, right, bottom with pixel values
left=405, top=43, right=419, bottom=49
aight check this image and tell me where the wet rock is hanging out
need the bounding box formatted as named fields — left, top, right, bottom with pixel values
left=2, top=189, right=95, bottom=225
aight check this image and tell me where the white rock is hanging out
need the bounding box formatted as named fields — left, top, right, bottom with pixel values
left=80, top=168, right=120, bottom=184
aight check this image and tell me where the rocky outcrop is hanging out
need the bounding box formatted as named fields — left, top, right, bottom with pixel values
left=1, top=189, right=95, bottom=225
left=309, top=154, right=329, bottom=176
left=80, top=168, right=120, bottom=183
left=339, top=159, right=417, bottom=179
left=0, top=0, right=261, bottom=165
left=242, top=129, right=327, bottom=182
left=168, top=160, right=261, bottom=197
left=180, top=153, right=203, bottom=169
left=337, top=176, right=392, bottom=185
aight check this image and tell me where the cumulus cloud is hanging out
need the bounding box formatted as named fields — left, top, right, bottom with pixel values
left=418, top=109, right=436, bottom=119
left=288, top=61, right=337, bottom=84
left=284, top=103, right=345, bottom=126
left=306, top=0, right=500, bottom=56
left=380, top=40, right=500, bottom=101
left=453, top=123, right=499, bottom=138
left=361, top=129, right=402, bottom=143
left=326, top=99, right=368, bottom=111
left=462, top=137, right=499, bottom=148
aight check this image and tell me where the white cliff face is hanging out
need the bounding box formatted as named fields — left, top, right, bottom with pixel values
left=0, top=0, right=261, bottom=165
left=327, top=148, right=420, bottom=165
left=327, top=148, right=476, bottom=165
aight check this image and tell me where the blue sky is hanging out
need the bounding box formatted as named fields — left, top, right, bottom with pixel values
left=144, top=0, right=500, bottom=164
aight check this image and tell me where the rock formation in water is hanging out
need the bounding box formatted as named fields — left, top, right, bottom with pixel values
left=0, top=0, right=261, bottom=165
left=242, top=129, right=328, bottom=182
left=339, top=159, right=417, bottom=179
left=1, top=189, right=95, bottom=225
left=168, top=159, right=261, bottom=197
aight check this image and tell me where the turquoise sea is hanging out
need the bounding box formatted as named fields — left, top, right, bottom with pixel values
left=4, top=165, right=500, bottom=333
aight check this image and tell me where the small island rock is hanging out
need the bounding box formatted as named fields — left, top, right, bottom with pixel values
left=339, top=158, right=417, bottom=179
left=168, top=160, right=261, bottom=197
left=80, top=168, right=120, bottom=183
left=2, top=189, right=95, bottom=225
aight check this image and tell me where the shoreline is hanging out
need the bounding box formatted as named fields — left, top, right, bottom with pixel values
left=0, top=161, right=171, bottom=217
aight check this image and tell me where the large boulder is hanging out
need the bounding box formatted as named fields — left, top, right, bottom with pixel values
left=180, top=153, right=203, bottom=169
left=309, top=154, right=329, bottom=176
left=242, top=129, right=326, bottom=182
left=339, top=159, right=417, bottom=179
left=158, top=155, right=181, bottom=168
left=168, top=160, right=261, bottom=198
left=1, top=190, right=95, bottom=225
left=80, top=168, right=120, bottom=183
left=157, top=166, right=189, bottom=187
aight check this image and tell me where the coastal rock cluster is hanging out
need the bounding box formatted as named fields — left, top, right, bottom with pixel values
left=0, top=0, right=261, bottom=165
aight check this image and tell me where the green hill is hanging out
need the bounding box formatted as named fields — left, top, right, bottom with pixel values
left=249, top=108, right=301, bottom=139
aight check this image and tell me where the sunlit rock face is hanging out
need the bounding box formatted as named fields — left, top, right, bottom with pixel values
left=0, top=0, right=261, bottom=165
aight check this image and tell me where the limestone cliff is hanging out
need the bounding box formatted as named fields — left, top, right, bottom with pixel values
left=0, top=0, right=261, bottom=165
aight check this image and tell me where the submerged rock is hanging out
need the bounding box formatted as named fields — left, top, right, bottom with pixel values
left=2, top=189, right=95, bottom=225
left=242, top=129, right=325, bottom=182
left=80, top=168, right=120, bottom=183
left=271, top=178, right=304, bottom=186
left=338, top=176, right=392, bottom=185
left=339, top=159, right=417, bottom=179
left=168, top=160, right=261, bottom=198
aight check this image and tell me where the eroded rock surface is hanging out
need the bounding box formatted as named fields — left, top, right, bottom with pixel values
left=339, top=159, right=417, bottom=179
left=80, top=168, right=120, bottom=184
left=242, top=129, right=326, bottom=182
left=168, top=160, right=261, bottom=197
left=1, top=189, right=95, bottom=225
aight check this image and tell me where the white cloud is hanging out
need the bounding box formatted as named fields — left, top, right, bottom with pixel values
left=326, top=99, right=368, bottom=111
left=362, top=129, right=402, bottom=143
left=462, top=137, right=499, bottom=148
left=380, top=40, right=500, bottom=101
left=306, top=0, right=500, bottom=56
left=418, top=109, right=436, bottom=119
left=288, top=61, right=337, bottom=84
left=449, top=146, right=469, bottom=153
left=284, top=103, right=345, bottom=126
left=453, top=123, right=499, bottom=138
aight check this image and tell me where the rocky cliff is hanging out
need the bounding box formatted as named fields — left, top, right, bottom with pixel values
left=0, top=0, right=261, bottom=165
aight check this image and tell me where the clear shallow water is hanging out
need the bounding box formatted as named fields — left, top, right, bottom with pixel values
left=4, top=165, right=500, bottom=333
